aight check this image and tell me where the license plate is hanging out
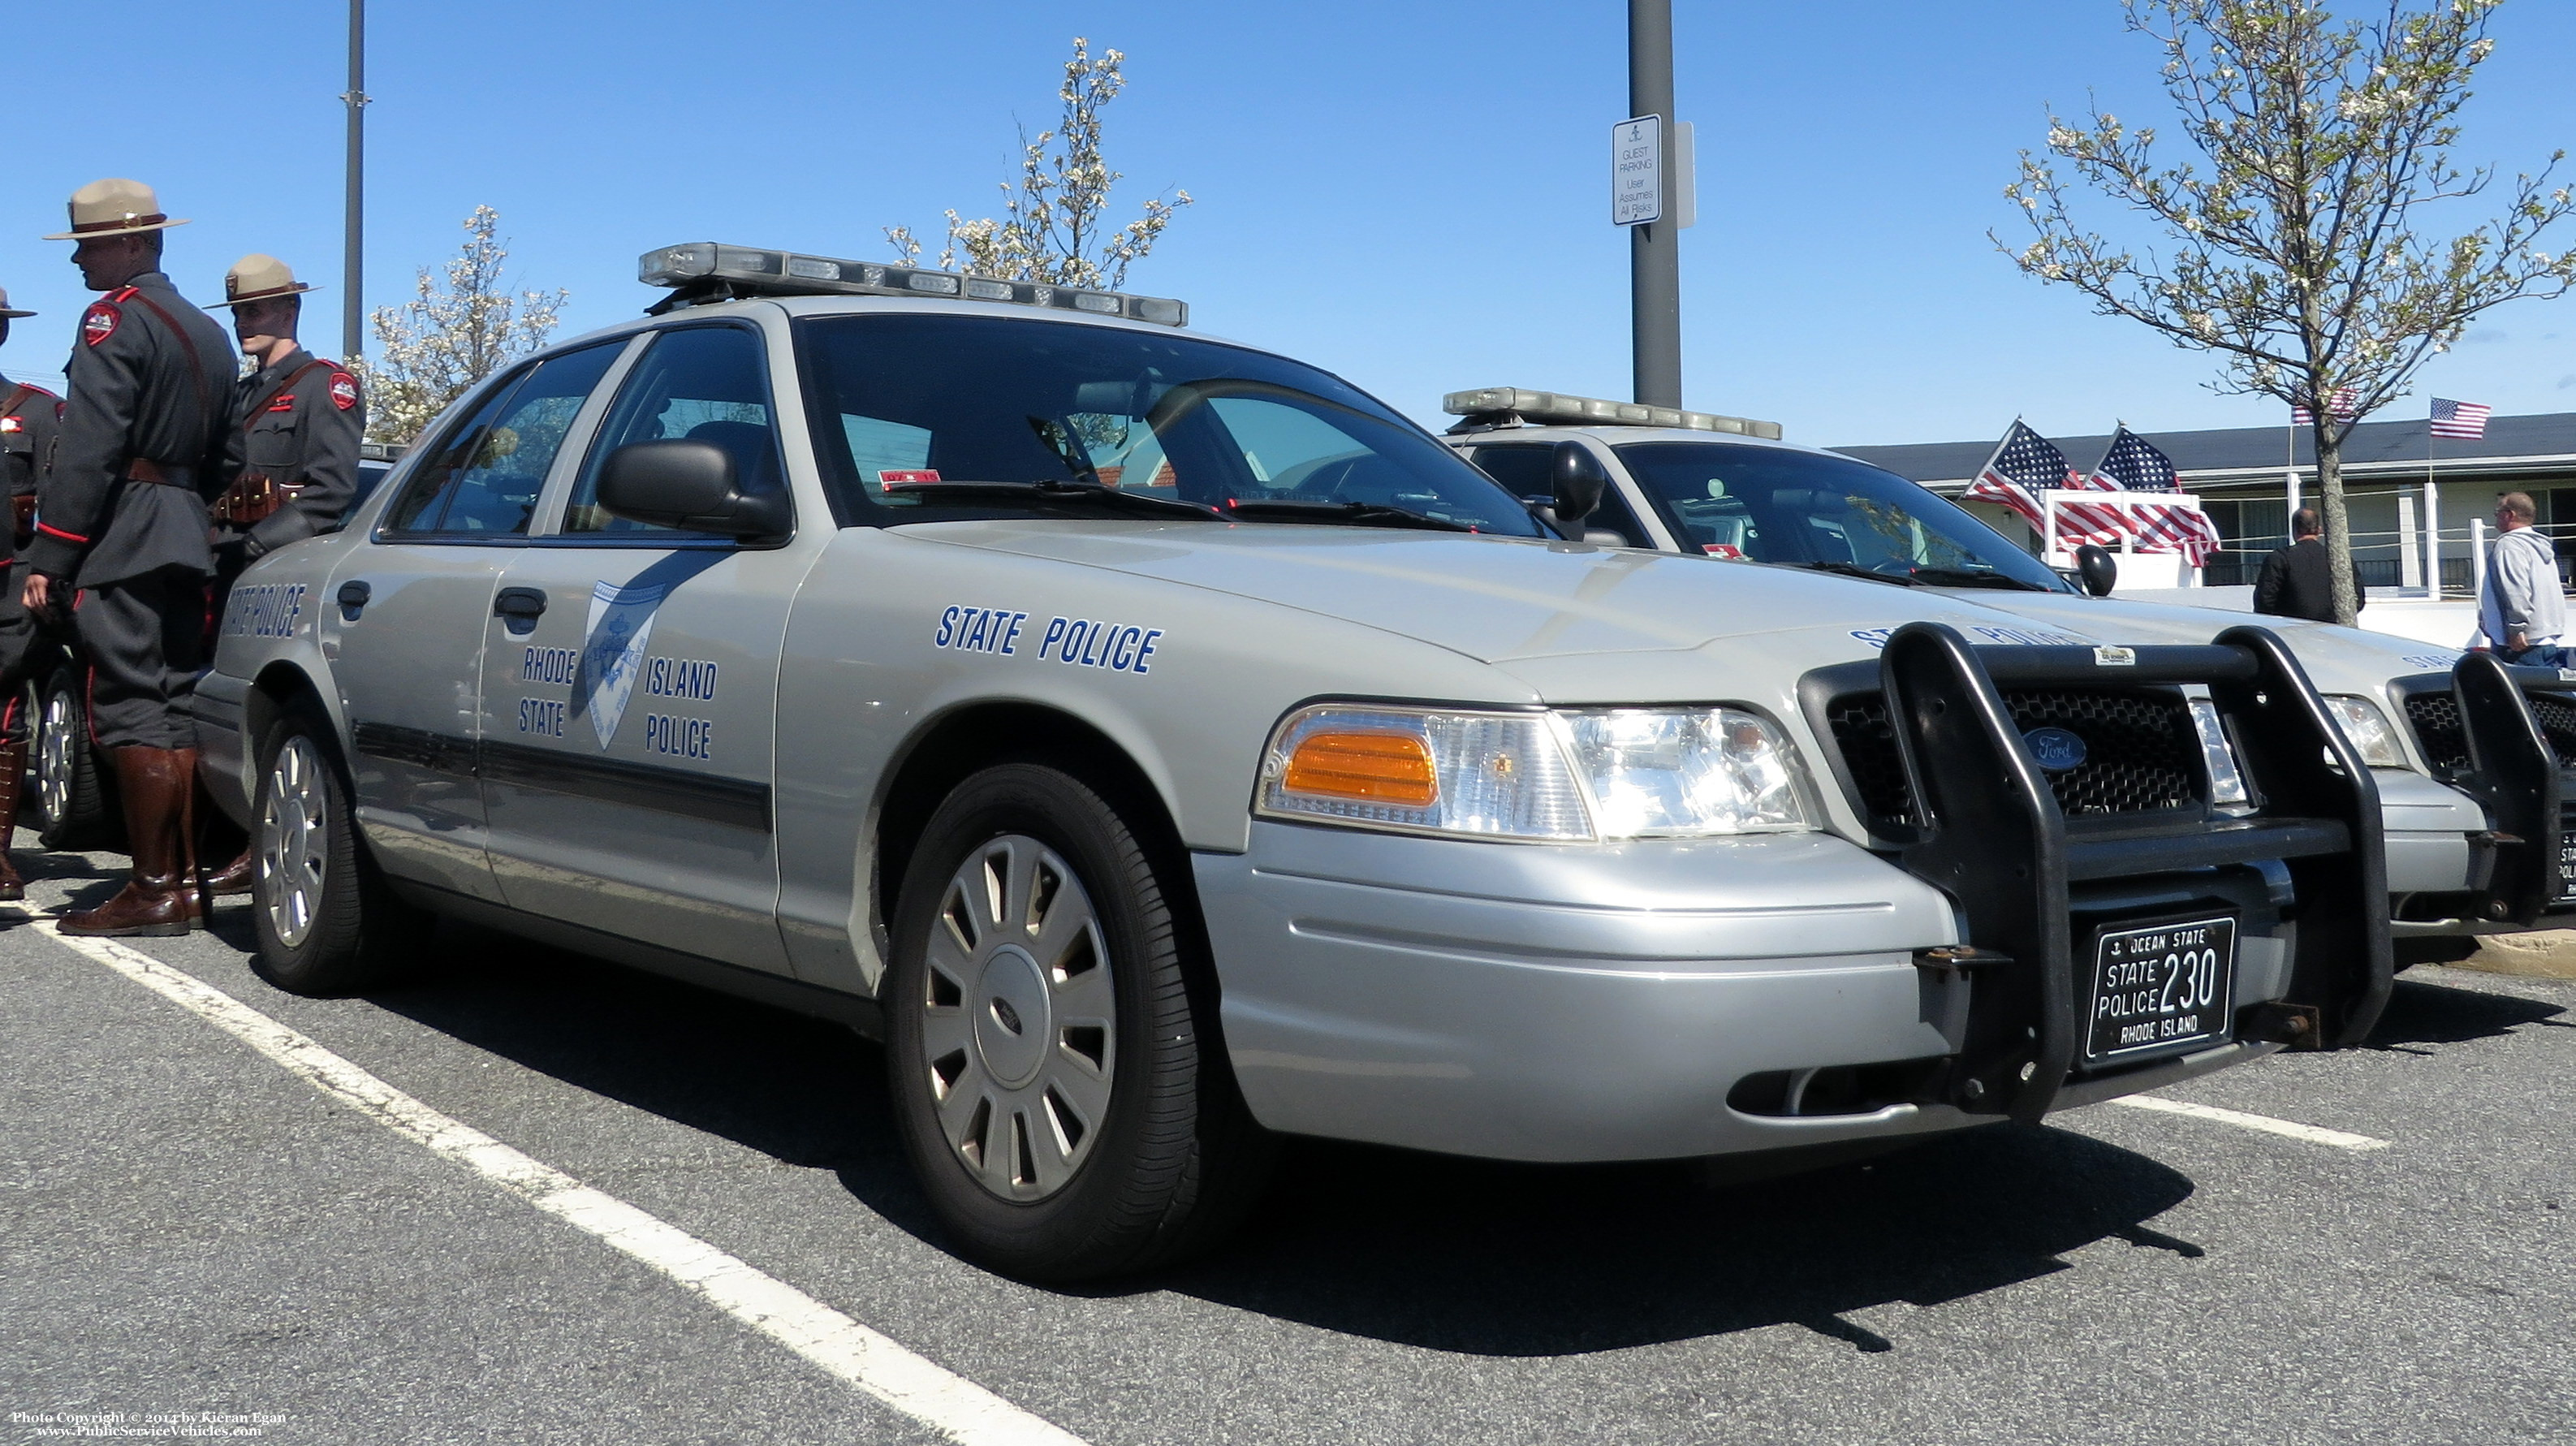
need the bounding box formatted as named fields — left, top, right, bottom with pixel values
left=2086, top=915, right=2237, bottom=1064
left=2557, top=835, right=2576, bottom=900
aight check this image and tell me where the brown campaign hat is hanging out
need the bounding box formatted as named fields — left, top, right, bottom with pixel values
left=0, top=287, right=32, bottom=319
left=218, top=254, right=321, bottom=309
left=42, top=178, right=191, bottom=241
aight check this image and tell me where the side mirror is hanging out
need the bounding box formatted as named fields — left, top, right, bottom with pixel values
left=1549, top=441, right=1609, bottom=532
left=2075, top=543, right=2118, bottom=598
left=597, top=438, right=790, bottom=537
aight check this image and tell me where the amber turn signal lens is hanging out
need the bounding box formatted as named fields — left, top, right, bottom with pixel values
left=1282, top=730, right=1439, bottom=806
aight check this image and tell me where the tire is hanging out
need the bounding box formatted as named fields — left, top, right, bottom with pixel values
left=247, top=703, right=433, bottom=995
left=34, top=666, right=120, bottom=852
left=886, top=762, right=1270, bottom=1281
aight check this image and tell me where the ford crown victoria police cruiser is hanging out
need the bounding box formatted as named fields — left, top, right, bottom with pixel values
left=1442, top=389, right=2569, bottom=930
left=196, top=245, right=2393, bottom=1280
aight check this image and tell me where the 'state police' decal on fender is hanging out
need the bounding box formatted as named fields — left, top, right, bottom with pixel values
left=935, top=605, right=1163, bottom=675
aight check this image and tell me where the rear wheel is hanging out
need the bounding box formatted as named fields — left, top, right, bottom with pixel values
left=34, top=667, right=119, bottom=852
left=887, top=762, right=1268, bottom=1281
left=248, top=704, right=432, bottom=994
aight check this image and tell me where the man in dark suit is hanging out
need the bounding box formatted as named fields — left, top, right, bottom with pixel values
left=2254, top=507, right=2366, bottom=624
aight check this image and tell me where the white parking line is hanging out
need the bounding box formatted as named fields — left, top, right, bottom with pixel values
left=2104, top=1093, right=2389, bottom=1152
left=37, top=922, right=1087, bottom=1446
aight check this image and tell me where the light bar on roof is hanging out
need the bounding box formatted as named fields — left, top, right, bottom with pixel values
left=637, top=243, right=1189, bottom=327
left=1442, top=386, right=1782, bottom=440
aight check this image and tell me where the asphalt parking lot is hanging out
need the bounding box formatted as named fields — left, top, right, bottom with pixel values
left=5, top=840, right=2570, bottom=1446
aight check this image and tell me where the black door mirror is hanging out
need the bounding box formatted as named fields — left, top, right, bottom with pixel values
left=596, top=438, right=790, bottom=538
left=2075, top=543, right=2118, bottom=597
left=1549, top=440, right=1609, bottom=530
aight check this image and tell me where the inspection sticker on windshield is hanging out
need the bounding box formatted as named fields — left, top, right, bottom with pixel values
left=880, top=469, right=941, bottom=486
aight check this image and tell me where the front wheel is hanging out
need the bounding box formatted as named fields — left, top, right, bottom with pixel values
left=886, top=762, right=1267, bottom=1281
left=248, top=706, right=432, bottom=995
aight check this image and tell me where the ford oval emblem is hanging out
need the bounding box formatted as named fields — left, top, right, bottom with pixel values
left=2024, top=727, right=2089, bottom=773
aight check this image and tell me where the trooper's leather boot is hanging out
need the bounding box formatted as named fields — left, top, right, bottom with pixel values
left=60, top=746, right=202, bottom=938
left=196, top=769, right=253, bottom=897
left=0, top=737, right=27, bottom=902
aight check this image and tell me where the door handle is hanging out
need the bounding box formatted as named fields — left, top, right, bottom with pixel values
left=336, top=580, right=371, bottom=615
left=494, top=587, right=548, bottom=620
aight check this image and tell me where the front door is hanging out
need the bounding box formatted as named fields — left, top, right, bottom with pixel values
left=476, top=322, right=809, bottom=975
left=329, top=339, right=628, bottom=900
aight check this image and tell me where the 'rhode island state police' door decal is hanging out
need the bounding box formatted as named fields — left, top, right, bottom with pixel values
left=579, top=580, right=667, bottom=749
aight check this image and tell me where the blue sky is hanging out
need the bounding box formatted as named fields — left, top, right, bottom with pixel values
left=6, top=1, right=2575, bottom=447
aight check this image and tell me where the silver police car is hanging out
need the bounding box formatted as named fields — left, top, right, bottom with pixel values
left=1441, top=393, right=2569, bottom=931
left=197, top=244, right=2393, bottom=1281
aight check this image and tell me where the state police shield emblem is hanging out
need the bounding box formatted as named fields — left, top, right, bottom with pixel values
left=578, top=580, right=667, bottom=749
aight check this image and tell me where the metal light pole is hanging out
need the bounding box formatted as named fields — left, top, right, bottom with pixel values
left=342, top=0, right=368, bottom=361
left=1629, top=0, right=1681, bottom=408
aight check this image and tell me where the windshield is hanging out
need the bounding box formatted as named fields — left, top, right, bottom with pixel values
left=1613, top=441, right=2073, bottom=592
left=796, top=313, right=1544, bottom=535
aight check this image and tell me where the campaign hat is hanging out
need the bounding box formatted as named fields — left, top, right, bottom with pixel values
left=42, top=179, right=191, bottom=241
left=0, top=287, right=31, bottom=319
left=218, top=255, right=321, bottom=309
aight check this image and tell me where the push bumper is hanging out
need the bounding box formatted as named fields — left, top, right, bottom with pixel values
left=1203, top=624, right=2386, bottom=1162
left=2392, top=654, right=2570, bottom=924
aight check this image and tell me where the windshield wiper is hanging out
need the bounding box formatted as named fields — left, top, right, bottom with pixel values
left=1780, top=559, right=1919, bottom=587
left=887, top=479, right=1221, bottom=522
left=1907, top=565, right=2053, bottom=592
left=1222, top=498, right=1478, bottom=533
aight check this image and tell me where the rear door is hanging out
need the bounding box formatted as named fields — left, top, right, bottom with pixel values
left=326, top=340, right=632, bottom=900
left=475, top=322, right=814, bottom=975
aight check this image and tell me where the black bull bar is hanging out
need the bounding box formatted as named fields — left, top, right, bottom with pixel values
left=2387, top=653, right=2567, bottom=925
left=1874, top=623, right=2391, bottom=1124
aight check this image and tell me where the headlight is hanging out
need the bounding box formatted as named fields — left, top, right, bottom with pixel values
left=1256, top=703, right=1817, bottom=842
left=2186, top=698, right=2252, bottom=807
left=2324, top=695, right=2409, bottom=768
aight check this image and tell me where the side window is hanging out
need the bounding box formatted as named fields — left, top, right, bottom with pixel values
left=381, top=343, right=624, bottom=537
left=566, top=326, right=783, bottom=534
left=1469, top=444, right=1651, bottom=546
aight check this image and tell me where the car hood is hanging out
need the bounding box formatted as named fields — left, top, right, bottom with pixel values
left=914, top=521, right=2162, bottom=663
left=1946, top=591, right=2467, bottom=691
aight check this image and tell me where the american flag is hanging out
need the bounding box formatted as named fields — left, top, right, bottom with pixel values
left=2431, top=396, right=2492, bottom=440
left=1962, top=420, right=2066, bottom=531
left=2091, top=426, right=2220, bottom=565
left=2291, top=389, right=2359, bottom=426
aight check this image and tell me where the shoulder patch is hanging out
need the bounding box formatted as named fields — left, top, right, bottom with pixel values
left=82, top=301, right=120, bottom=347
left=328, top=372, right=357, bottom=411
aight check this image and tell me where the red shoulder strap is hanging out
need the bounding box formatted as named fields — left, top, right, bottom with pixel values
left=118, top=289, right=218, bottom=441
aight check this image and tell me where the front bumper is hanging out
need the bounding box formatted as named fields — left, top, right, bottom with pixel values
left=1203, top=624, right=2385, bottom=1163
left=1202, top=825, right=1991, bottom=1162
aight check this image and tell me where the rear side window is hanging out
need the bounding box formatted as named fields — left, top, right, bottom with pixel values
left=382, top=341, right=624, bottom=537
left=563, top=325, right=784, bottom=535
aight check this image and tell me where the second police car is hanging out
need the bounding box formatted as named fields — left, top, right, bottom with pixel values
left=197, top=245, right=2394, bottom=1280
left=1441, top=388, right=2573, bottom=934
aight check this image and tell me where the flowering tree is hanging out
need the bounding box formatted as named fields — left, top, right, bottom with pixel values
left=887, top=37, right=1190, bottom=291
left=1999, top=0, right=2576, bottom=623
left=353, top=206, right=568, bottom=444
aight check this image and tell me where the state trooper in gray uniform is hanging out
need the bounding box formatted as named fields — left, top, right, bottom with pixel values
left=200, top=254, right=363, bottom=896
left=0, top=286, right=62, bottom=902
left=24, top=179, right=234, bottom=936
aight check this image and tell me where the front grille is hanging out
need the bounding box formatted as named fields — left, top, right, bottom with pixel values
left=2403, top=692, right=2468, bottom=772
left=1827, top=688, right=2204, bottom=827
left=2403, top=688, right=2576, bottom=772
left=2528, top=693, right=2576, bottom=766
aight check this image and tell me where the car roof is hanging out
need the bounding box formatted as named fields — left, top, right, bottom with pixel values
left=1446, top=423, right=1862, bottom=465
left=540, top=293, right=1254, bottom=356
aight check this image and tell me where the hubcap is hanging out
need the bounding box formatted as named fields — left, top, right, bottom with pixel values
left=917, top=834, right=1115, bottom=1202
left=259, top=736, right=329, bottom=949
left=37, top=688, right=76, bottom=827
